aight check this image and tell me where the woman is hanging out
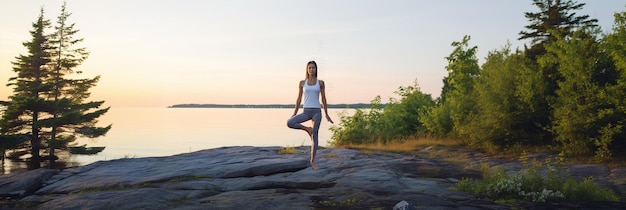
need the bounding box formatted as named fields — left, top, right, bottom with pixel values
left=287, top=60, right=333, bottom=170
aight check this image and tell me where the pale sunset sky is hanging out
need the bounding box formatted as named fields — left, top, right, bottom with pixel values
left=1, top=1, right=624, bottom=108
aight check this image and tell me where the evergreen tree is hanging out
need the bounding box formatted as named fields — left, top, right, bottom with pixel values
left=516, top=0, right=599, bottom=147
left=45, top=2, right=110, bottom=165
left=519, top=0, right=598, bottom=94
left=0, top=100, right=29, bottom=164
left=1, top=3, right=110, bottom=169
left=1, top=8, right=55, bottom=169
left=519, top=0, right=598, bottom=59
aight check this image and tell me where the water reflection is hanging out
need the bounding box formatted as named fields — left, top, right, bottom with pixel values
left=1, top=108, right=354, bottom=175
left=1, top=151, right=81, bottom=174
left=2, top=158, right=28, bottom=174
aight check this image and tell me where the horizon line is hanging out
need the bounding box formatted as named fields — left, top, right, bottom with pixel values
left=168, top=103, right=376, bottom=109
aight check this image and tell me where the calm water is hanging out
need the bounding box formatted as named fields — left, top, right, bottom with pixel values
left=2, top=108, right=353, bottom=174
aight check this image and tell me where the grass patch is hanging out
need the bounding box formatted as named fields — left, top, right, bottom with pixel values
left=168, top=175, right=212, bottom=182
left=72, top=182, right=151, bottom=195
left=312, top=192, right=370, bottom=208
left=347, top=136, right=626, bottom=168
left=336, top=137, right=461, bottom=153
left=456, top=155, right=620, bottom=203
left=277, top=145, right=297, bottom=154
left=317, top=198, right=361, bottom=207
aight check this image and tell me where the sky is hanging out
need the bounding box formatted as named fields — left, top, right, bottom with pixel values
left=1, top=1, right=624, bottom=108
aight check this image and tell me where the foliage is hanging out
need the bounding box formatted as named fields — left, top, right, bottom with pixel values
left=601, top=10, right=626, bottom=155
left=517, top=0, right=602, bottom=150
left=329, top=107, right=372, bottom=146
left=420, top=100, right=452, bottom=136
left=46, top=2, right=111, bottom=157
left=331, top=4, right=626, bottom=162
left=329, top=81, right=434, bottom=146
left=519, top=0, right=598, bottom=59
left=1, top=3, right=110, bottom=168
left=422, top=36, right=479, bottom=140
left=0, top=8, right=54, bottom=168
left=0, top=134, right=29, bottom=152
left=68, top=145, right=105, bottom=155
left=431, top=4, right=625, bottom=160
left=463, top=44, right=550, bottom=151
left=538, top=25, right=625, bottom=160
left=456, top=156, right=619, bottom=203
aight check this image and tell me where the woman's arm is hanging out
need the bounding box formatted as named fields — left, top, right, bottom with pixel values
left=320, top=80, right=334, bottom=123
left=293, top=80, right=304, bottom=116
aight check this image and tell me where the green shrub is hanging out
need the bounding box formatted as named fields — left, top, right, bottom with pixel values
left=329, top=108, right=374, bottom=146
left=329, top=81, right=435, bottom=146
left=456, top=157, right=619, bottom=203
left=561, top=177, right=619, bottom=202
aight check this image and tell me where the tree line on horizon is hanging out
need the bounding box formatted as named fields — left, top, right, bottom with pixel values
left=331, top=0, right=626, bottom=161
left=168, top=103, right=375, bottom=109
left=0, top=2, right=110, bottom=169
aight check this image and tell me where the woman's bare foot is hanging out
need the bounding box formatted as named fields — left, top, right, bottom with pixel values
left=310, top=161, right=319, bottom=170
left=302, top=126, right=312, bottom=137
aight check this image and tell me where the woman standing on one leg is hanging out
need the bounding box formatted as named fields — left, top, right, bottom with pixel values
left=287, top=60, right=333, bottom=170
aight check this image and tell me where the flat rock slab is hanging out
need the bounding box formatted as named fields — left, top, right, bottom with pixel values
left=0, top=168, right=57, bottom=198
left=2, top=146, right=626, bottom=209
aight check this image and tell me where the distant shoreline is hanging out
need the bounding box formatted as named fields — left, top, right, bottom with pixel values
left=168, top=103, right=373, bottom=109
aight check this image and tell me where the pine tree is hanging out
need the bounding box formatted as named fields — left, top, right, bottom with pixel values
left=519, top=0, right=598, bottom=59
left=1, top=3, right=110, bottom=169
left=0, top=99, right=28, bottom=165
left=520, top=0, right=599, bottom=96
left=514, top=0, right=600, bottom=147
left=45, top=2, right=111, bottom=165
left=1, top=8, right=55, bottom=169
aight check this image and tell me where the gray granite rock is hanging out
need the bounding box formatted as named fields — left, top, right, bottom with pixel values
left=1, top=146, right=625, bottom=209
left=0, top=168, right=57, bottom=199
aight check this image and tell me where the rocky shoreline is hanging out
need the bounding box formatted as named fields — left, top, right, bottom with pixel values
left=1, top=146, right=626, bottom=209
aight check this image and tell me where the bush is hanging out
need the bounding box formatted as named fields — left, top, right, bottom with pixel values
left=329, top=108, right=375, bottom=146
left=456, top=156, right=619, bottom=203
left=329, top=81, right=435, bottom=146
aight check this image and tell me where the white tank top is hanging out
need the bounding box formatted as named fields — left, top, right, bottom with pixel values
left=303, top=79, right=321, bottom=108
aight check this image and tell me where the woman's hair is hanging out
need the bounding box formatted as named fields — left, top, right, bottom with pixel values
left=305, top=60, right=317, bottom=79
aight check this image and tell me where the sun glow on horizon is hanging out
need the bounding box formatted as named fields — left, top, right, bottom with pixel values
left=1, top=1, right=623, bottom=108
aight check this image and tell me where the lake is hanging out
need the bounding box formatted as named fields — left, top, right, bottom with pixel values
left=1, top=107, right=354, bottom=174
